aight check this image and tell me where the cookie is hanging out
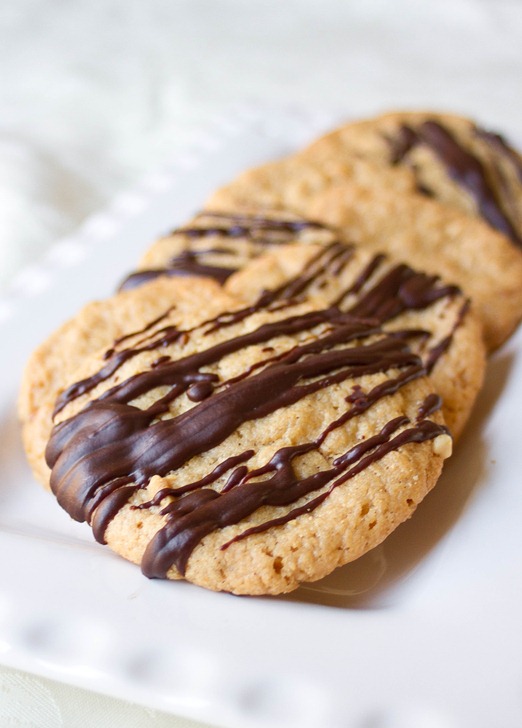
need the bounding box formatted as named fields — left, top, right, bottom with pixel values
left=45, top=277, right=451, bottom=595
left=303, top=111, right=522, bottom=248
left=225, top=242, right=485, bottom=440
left=19, top=276, right=235, bottom=487
left=306, top=181, right=522, bottom=351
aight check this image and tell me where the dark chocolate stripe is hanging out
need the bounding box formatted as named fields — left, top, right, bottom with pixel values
left=53, top=324, right=184, bottom=416
left=390, top=120, right=521, bottom=246
left=120, top=263, right=237, bottom=291
left=180, top=211, right=325, bottom=233
left=345, top=262, right=459, bottom=321
left=119, top=212, right=329, bottom=290
left=475, top=127, right=522, bottom=183
left=425, top=300, right=470, bottom=374
left=417, top=393, right=442, bottom=421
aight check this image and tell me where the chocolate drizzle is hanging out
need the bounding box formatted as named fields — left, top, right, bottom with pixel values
left=475, top=128, right=522, bottom=183
left=47, top=241, right=455, bottom=580
left=390, top=120, right=521, bottom=247
left=120, top=261, right=237, bottom=290
left=119, top=212, right=329, bottom=290
left=417, top=393, right=442, bottom=421
left=217, top=417, right=442, bottom=555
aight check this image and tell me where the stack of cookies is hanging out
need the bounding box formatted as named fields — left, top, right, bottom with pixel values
left=19, top=111, right=522, bottom=595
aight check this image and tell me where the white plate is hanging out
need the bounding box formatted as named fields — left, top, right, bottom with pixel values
left=1, top=106, right=522, bottom=728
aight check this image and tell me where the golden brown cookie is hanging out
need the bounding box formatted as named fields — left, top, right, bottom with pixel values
left=226, top=242, right=485, bottom=440
left=303, top=111, right=522, bottom=247
left=45, top=277, right=451, bottom=595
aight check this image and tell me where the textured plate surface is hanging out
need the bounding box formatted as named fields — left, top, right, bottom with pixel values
left=1, top=107, right=522, bottom=728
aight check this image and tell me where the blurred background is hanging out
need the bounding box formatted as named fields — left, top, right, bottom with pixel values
left=1, top=1, right=521, bottom=726
left=1, top=0, right=521, bottom=292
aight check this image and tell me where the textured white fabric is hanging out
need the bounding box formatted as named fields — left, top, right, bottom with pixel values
left=1, top=0, right=522, bottom=292
left=1, top=0, right=521, bottom=725
left=0, top=667, right=213, bottom=727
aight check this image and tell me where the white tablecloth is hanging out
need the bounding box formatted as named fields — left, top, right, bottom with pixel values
left=0, top=665, right=212, bottom=727
left=1, top=1, right=521, bottom=726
